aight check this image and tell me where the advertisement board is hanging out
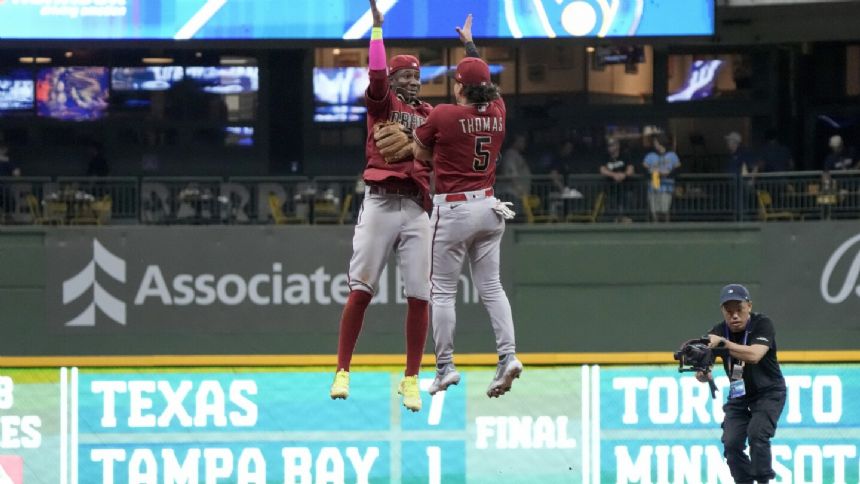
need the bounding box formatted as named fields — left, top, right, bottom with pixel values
left=0, top=364, right=858, bottom=483
left=0, top=0, right=715, bottom=40
left=33, top=230, right=494, bottom=357
left=2, top=222, right=859, bottom=358
left=761, top=224, right=860, bottom=352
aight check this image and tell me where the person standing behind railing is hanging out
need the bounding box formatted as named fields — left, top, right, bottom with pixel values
left=85, top=141, right=110, bottom=177
left=755, top=129, right=794, bottom=212
left=757, top=128, right=793, bottom=173
left=0, top=141, right=21, bottom=177
left=642, top=133, right=680, bottom=223
left=498, top=133, right=531, bottom=218
left=599, top=137, right=635, bottom=223
left=823, top=135, right=857, bottom=172
left=725, top=132, right=756, bottom=176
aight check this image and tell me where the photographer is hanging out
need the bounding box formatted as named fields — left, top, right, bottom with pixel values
left=698, top=284, right=786, bottom=484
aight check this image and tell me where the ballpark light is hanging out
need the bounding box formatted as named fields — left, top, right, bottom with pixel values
left=142, top=57, right=175, bottom=65
left=19, top=57, right=51, bottom=64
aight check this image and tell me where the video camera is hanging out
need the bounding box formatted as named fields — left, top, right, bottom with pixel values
left=673, top=337, right=718, bottom=398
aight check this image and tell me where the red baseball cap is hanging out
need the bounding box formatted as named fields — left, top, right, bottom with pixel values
left=455, top=57, right=491, bottom=86
left=389, top=55, right=420, bottom=75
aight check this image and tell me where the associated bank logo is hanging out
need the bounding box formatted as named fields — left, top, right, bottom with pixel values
left=63, top=239, right=126, bottom=326
left=504, top=0, right=644, bottom=38
left=820, top=233, right=860, bottom=304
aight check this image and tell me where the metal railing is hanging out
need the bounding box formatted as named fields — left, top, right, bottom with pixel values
left=2, top=171, right=859, bottom=225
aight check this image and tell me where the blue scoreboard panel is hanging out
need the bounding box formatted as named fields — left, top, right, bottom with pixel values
left=1, top=364, right=857, bottom=483
left=0, top=0, right=714, bottom=40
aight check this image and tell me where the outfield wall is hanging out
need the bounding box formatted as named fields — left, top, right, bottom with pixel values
left=0, top=364, right=858, bottom=483
left=0, top=222, right=858, bottom=360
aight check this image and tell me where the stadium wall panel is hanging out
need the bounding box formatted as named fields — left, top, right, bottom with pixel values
left=0, top=221, right=858, bottom=361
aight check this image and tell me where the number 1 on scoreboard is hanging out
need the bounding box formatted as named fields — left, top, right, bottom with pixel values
left=425, top=446, right=441, bottom=484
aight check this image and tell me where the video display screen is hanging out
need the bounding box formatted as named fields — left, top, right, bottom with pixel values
left=111, top=66, right=184, bottom=91
left=420, top=64, right=505, bottom=84
left=0, top=0, right=714, bottom=39
left=184, top=66, right=259, bottom=94
left=0, top=68, right=34, bottom=113
left=225, top=126, right=254, bottom=147
left=313, top=67, right=369, bottom=123
left=594, top=46, right=646, bottom=67
left=36, top=67, right=109, bottom=121
left=667, top=59, right=724, bottom=103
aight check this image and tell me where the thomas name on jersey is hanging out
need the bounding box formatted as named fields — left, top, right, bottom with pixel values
left=459, top=116, right=504, bottom=134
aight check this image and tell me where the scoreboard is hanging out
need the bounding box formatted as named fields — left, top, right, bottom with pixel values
left=1, top=364, right=859, bottom=483
left=0, top=0, right=714, bottom=40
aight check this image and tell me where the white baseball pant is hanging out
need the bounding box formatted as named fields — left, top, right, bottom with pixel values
left=348, top=187, right=432, bottom=300
left=430, top=193, right=516, bottom=364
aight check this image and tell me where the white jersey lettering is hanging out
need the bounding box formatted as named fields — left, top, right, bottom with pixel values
left=459, top=116, right=505, bottom=134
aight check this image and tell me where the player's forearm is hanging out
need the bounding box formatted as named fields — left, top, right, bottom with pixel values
left=413, top=144, right=433, bottom=164
left=720, top=339, right=767, bottom=364
left=369, top=28, right=387, bottom=71
left=464, top=41, right=480, bottom=58
left=367, top=27, right=389, bottom=100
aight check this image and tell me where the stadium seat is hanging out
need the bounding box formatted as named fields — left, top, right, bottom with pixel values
left=756, top=190, right=797, bottom=221
left=566, top=192, right=605, bottom=223
left=521, top=194, right=558, bottom=224
left=268, top=194, right=306, bottom=224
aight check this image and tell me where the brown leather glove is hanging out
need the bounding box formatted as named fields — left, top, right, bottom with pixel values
left=373, top=121, right=414, bottom=164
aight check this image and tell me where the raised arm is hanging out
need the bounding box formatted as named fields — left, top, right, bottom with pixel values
left=366, top=0, right=389, bottom=101
left=457, top=14, right=481, bottom=58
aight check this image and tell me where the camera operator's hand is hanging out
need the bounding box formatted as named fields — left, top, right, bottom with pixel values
left=695, top=371, right=712, bottom=383
left=707, top=334, right=727, bottom=349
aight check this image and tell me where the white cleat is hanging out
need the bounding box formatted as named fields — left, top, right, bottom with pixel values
left=487, top=355, right=523, bottom=398
left=428, top=364, right=461, bottom=395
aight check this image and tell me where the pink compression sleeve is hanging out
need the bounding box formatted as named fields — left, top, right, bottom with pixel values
left=368, top=28, right=387, bottom=71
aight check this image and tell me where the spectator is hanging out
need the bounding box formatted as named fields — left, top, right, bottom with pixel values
left=498, top=133, right=532, bottom=199
left=0, top=142, right=21, bottom=177
left=141, top=129, right=162, bottom=174
left=628, top=125, right=658, bottom=169
left=725, top=131, right=756, bottom=175
left=85, top=142, right=110, bottom=177
left=599, top=137, right=635, bottom=223
left=823, top=135, right=857, bottom=172
left=757, top=128, right=793, bottom=173
left=642, top=133, right=681, bottom=223
left=545, top=139, right=575, bottom=192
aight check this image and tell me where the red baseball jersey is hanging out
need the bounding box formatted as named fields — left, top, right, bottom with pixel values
left=364, top=69, right=432, bottom=189
left=414, top=98, right=506, bottom=194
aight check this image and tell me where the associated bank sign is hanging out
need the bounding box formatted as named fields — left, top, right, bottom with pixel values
left=48, top=231, right=481, bottom=330
left=63, top=239, right=127, bottom=326
left=821, top=232, right=860, bottom=304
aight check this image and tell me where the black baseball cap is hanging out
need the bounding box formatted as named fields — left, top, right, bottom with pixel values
left=720, top=284, right=751, bottom=305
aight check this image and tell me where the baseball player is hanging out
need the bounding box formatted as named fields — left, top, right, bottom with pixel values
left=330, top=1, right=479, bottom=412
left=414, top=28, right=522, bottom=398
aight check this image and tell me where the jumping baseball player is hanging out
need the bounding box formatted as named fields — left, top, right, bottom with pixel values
left=414, top=23, right=523, bottom=398
left=330, top=1, right=479, bottom=412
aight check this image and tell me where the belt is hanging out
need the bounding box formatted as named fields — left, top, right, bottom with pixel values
left=367, top=184, right=420, bottom=197
left=434, top=188, right=493, bottom=205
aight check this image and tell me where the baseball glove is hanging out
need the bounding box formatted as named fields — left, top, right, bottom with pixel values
left=373, top=121, right=413, bottom=164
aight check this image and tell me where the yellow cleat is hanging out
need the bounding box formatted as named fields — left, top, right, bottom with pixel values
left=398, top=375, right=422, bottom=412
left=330, top=369, right=350, bottom=400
